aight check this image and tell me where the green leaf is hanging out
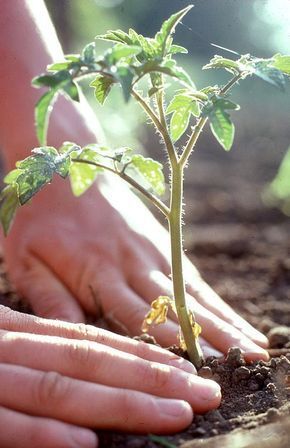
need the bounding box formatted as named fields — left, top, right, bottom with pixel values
left=254, top=60, right=286, bottom=91
left=167, top=94, right=200, bottom=141
left=155, top=5, right=193, bottom=56
left=209, top=107, right=235, bottom=151
left=70, top=148, right=104, bottom=196
left=105, top=44, right=142, bottom=65
left=81, top=42, right=95, bottom=64
left=203, top=55, right=241, bottom=74
left=32, top=70, right=71, bottom=88
left=271, top=53, right=290, bottom=75
left=168, top=44, right=188, bottom=55
left=63, top=81, right=80, bottom=102
left=90, top=75, right=114, bottom=105
left=159, top=59, right=194, bottom=87
left=116, top=66, right=134, bottom=102
left=96, top=29, right=131, bottom=45
left=149, top=435, right=176, bottom=448
left=35, top=90, right=59, bottom=145
left=128, top=154, right=165, bottom=195
left=128, top=29, right=158, bottom=60
left=47, top=61, right=72, bottom=71
left=0, top=185, right=20, bottom=236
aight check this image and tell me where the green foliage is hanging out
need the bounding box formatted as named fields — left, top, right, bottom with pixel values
left=0, top=185, right=19, bottom=236
left=272, top=54, right=290, bottom=75
left=148, top=434, right=176, bottom=448
left=167, top=92, right=200, bottom=141
left=203, top=55, right=242, bottom=74
left=266, top=147, right=290, bottom=215
left=126, top=154, right=165, bottom=196
left=90, top=75, right=114, bottom=105
left=253, top=59, right=286, bottom=91
left=204, top=97, right=240, bottom=151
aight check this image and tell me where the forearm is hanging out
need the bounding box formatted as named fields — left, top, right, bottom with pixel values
left=0, top=0, right=103, bottom=170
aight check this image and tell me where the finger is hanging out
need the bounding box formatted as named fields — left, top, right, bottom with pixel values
left=186, top=275, right=269, bottom=348
left=0, top=330, right=220, bottom=412
left=13, top=255, right=85, bottom=322
left=0, top=405, right=98, bottom=448
left=0, top=306, right=195, bottom=374
left=191, top=300, right=269, bottom=361
left=0, top=363, right=195, bottom=433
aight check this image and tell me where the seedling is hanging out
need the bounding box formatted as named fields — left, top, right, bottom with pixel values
left=1, top=6, right=290, bottom=368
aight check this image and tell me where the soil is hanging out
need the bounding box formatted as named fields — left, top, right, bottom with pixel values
left=0, top=123, right=290, bottom=447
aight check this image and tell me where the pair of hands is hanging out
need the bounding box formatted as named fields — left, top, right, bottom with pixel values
left=0, top=175, right=269, bottom=447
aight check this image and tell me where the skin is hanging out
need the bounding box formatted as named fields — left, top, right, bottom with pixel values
left=0, top=0, right=269, bottom=446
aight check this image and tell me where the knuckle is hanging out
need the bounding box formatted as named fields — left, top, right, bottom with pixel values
left=135, top=341, right=151, bottom=360
left=66, top=339, right=92, bottom=366
left=34, top=371, right=70, bottom=408
left=142, top=361, right=171, bottom=391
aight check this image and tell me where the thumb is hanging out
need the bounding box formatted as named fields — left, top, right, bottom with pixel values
left=11, top=258, right=85, bottom=323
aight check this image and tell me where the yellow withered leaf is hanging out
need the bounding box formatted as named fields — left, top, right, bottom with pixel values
left=142, top=296, right=174, bottom=333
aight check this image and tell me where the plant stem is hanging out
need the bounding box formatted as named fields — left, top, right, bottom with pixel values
left=72, top=158, right=170, bottom=218
left=169, top=165, right=203, bottom=368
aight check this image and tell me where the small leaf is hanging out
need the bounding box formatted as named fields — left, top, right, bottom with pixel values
left=90, top=75, right=114, bottom=105
left=167, top=94, right=200, bottom=141
left=32, top=70, right=71, bottom=88
left=35, top=90, right=59, bottom=145
left=63, top=81, right=80, bottom=102
left=96, top=29, right=131, bottom=45
left=47, top=61, right=72, bottom=71
left=105, top=44, right=142, bottom=65
left=254, top=60, right=286, bottom=91
left=70, top=148, right=103, bottom=197
left=209, top=107, right=235, bottom=151
left=81, top=42, right=95, bottom=64
left=203, top=55, right=241, bottom=74
left=168, top=44, right=188, bottom=55
left=128, top=154, right=165, bottom=195
left=0, top=185, right=19, bottom=236
left=116, top=66, right=134, bottom=102
left=155, top=5, right=193, bottom=56
left=271, top=53, right=290, bottom=75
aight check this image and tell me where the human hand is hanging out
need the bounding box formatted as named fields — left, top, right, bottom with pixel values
left=3, top=175, right=268, bottom=361
left=0, top=305, right=221, bottom=447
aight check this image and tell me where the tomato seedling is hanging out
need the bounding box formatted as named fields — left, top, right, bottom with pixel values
left=1, top=5, right=289, bottom=368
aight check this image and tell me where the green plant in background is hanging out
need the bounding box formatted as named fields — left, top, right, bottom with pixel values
left=264, top=146, right=290, bottom=216
left=1, top=5, right=290, bottom=368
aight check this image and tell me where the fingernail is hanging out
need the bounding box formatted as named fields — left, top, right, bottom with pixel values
left=70, top=427, right=98, bottom=448
left=194, top=378, right=221, bottom=402
left=157, top=398, right=192, bottom=417
left=168, top=357, right=196, bottom=374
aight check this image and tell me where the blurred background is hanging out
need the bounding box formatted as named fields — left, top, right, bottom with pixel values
left=44, top=0, right=290, bottom=223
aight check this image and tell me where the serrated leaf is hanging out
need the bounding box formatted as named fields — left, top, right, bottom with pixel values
left=70, top=148, right=103, bottom=196
left=209, top=107, right=235, bottom=151
left=128, top=154, right=165, bottom=195
left=90, top=75, right=114, bottom=105
left=155, top=5, right=193, bottom=56
left=105, top=44, right=142, bottom=65
left=203, top=55, right=241, bottom=74
left=254, top=60, right=286, bottom=91
left=167, top=94, right=200, bottom=141
left=160, top=59, right=194, bottom=87
left=271, top=53, right=290, bottom=75
left=35, top=90, right=59, bottom=145
left=128, top=29, right=158, bottom=61
left=168, top=44, right=188, bottom=55
left=116, top=66, right=134, bottom=102
left=0, top=185, right=20, bottom=236
left=96, top=29, right=131, bottom=45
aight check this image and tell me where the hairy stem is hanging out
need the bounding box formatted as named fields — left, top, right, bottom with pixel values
left=169, top=165, right=203, bottom=367
left=72, top=158, right=169, bottom=218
